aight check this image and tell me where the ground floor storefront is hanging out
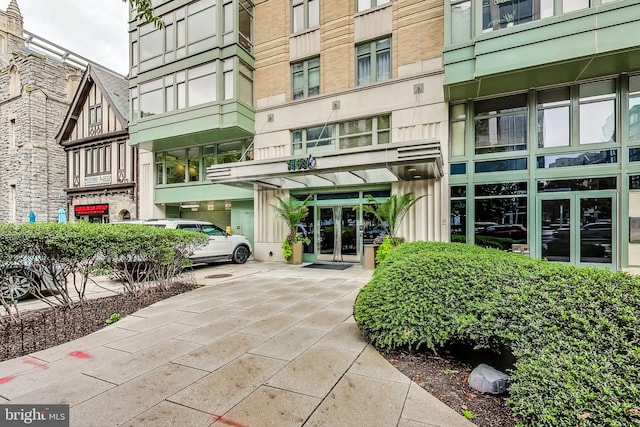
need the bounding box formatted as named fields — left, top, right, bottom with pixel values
left=447, top=73, right=640, bottom=271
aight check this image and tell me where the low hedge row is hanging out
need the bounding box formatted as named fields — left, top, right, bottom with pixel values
left=353, top=241, right=640, bottom=426
left=0, top=222, right=207, bottom=304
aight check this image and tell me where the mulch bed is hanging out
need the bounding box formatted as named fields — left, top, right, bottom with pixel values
left=383, top=349, right=517, bottom=427
left=0, top=282, right=197, bottom=362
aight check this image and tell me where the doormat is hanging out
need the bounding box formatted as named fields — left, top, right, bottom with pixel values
left=303, top=263, right=353, bottom=270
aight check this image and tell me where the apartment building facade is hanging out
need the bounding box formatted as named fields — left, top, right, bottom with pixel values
left=234, top=0, right=449, bottom=263
left=0, top=1, right=84, bottom=223
left=57, top=65, right=136, bottom=223
left=129, top=0, right=256, bottom=245
left=444, top=0, right=640, bottom=270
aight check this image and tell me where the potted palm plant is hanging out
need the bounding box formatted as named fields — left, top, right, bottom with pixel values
left=271, top=195, right=311, bottom=264
left=356, top=192, right=424, bottom=266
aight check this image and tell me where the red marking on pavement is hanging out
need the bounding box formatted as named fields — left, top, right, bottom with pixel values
left=0, top=376, right=14, bottom=384
left=212, top=415, right=249, bottom=427
left=69, top=350, right=92, bottom=359
left=23, top=358, right=49, bottom=369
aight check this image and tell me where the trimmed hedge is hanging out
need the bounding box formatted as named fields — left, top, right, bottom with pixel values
left=354, top=241, right=640, bottom=426
left=0, top=222, right=207, bottom=304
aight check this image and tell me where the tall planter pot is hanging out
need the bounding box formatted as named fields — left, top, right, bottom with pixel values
left=288, top=241, right=303, bottom=265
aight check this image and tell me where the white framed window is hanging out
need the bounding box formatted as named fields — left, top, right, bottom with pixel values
left=292, top=0, right=319, bottom=33
left=357, top=0, right=390, bottom=12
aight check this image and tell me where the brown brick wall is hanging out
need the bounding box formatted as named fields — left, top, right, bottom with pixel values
left=254, top=0, right=444, bottom=102
left=254, top=0, right=290, bottom=101
left=394, top=0, right=444, bottom=67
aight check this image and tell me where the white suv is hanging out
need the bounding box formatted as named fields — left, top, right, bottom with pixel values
left=141, top=219, right=252, bottom=264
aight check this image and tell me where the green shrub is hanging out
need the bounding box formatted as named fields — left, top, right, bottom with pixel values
left=0, top=223, right=207, bottom=307
left=354, top=241, right=640, bottom=426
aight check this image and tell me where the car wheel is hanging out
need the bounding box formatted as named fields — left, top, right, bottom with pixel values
left=232, top=245, right=250, bottom=264
left=1, top=271, right=33, bottom=301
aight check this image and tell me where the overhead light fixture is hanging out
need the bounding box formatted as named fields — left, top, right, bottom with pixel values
left=180, top=204, right=199, bottom=209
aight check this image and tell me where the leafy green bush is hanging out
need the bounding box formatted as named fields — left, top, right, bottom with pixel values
left=374, top=236, right=394, bottom=265
left=354, top=241, right=640, bottom=426
left=0, top=223, right=207, bottom=309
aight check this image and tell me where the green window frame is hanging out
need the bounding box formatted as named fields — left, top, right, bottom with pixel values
left=292, top=57, right=320, bottom=100
left=292, top=114, right=391, bottom=155
left=356, top=38, right=391, bottom=86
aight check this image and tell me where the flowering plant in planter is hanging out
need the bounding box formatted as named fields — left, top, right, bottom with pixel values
left=281, top=231, right=311, bottom=260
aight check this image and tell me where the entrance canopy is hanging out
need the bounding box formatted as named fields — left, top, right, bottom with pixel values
left=207, top=139, right=443, bottom=190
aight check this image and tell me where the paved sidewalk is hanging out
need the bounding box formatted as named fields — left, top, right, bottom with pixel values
left=0, top=261, right=475, bottom=427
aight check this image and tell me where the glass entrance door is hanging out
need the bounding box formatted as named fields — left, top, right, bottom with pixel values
left=318, top=206, right=359, bottom=262
left=540, top=193, right=615, bottom=266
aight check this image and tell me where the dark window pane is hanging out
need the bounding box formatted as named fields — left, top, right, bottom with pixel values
left=451, top=185, right=467, bottom=198
left=475, top=158, right=527, bottom=173
left=451, top=199, right=466, bottom=242
left=631, top=148, right=640, bottom=162
left=366, top=190, right=391, bottom=198
left=537, top=177, right=617, bottom=192
left=475, top=182, right=527, bottom=197
left=630, top=175, right=640, bottom=190
left=317, top=192, right=359, bottom=200
left=450, top=163, right=467, bottom=175
left=537, top=150, right=617, bottom=168
left=474, top=197, right=528, bottom=248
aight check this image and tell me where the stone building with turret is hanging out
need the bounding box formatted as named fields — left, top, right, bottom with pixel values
left=0, top=0, right=84, bottom=223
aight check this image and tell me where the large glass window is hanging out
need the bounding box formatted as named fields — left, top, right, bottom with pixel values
left=537, top=150, right=617, bottom=168
left=482, top=0, right=552, bottom=32
left=293, top=125, right=335, bottom=154
left=538, top=87, right=570, bottom=148
left=629, top=75, right=640, bottom=142
left=357, top=0, right=390, bottom=12
left=475, top=94, right=527, bottom=154
left=451, top=1, right=471, bottom=43
left=187, top=0, right=216, bottom=54
left=136, top=0, right=218, bottom=72
left=475, top=182, right=528, bottom=248
left=139, top=23, right=162, bottom=69
left=239, top=0, right=253, bottom=52
left=187, top=63, right=216, bottom=107
left=579, top=80, right=615, bottom=145
left=139, top=79, right=163, bottom=117
left=165, top=149, right=187, bottom=184
left=85, top=146, right=111, bottom=176
left=450, top=185, right=467, bottom=243
left=223, top=59, right=234, bottom=100
left=292, top=115, right=390, bottom=155
left=292, top=0, right=319, bottom=33
left=357, top=38, right=391, bottom=86
left=238, top=61, right=253, bottom=105
left=292, top=57, right=320, bottom=100
left=187, top=147, right=200, bottom=181
left=450, top=104, right=466, bottom=156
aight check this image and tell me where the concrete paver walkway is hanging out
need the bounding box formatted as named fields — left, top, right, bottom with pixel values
left=0, top=261, right=475, bottom=427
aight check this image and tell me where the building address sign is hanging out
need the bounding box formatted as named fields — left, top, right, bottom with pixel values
left=287, top=155, right=316, bottom=171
